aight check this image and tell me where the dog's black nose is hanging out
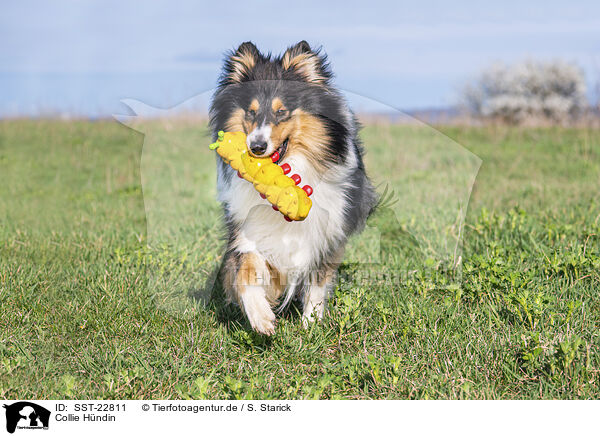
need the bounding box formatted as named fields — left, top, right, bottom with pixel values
left=250, top=141, right=268, bottom=155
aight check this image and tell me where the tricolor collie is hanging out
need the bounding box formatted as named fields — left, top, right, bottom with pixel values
left=210, top=41, right=376, bottom=335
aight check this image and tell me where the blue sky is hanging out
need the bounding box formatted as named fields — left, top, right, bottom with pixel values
left=1, top=0, right=599, bottom=116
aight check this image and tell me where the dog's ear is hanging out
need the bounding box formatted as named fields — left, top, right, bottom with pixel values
left=222, top=41, right=260, bottom=84
left=281, top=40, right=332, bottom=85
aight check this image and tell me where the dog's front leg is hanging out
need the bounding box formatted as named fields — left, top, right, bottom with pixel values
left=302, top=267, right=337, bottom=328
left=302, top=248, right=344, bottom=328
left=234, top=252, right=276, bottom=335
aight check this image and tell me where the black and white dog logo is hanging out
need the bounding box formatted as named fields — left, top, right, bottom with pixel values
left=3, top=402, right=50, bottom=434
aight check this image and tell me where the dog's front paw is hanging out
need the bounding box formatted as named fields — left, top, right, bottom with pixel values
left=301, top=308, right=323, bottom=329
left=240, top=286, right=276, bottom=335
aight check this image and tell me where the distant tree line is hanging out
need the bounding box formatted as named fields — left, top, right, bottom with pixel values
left=462, top=60, right=588, bottom=124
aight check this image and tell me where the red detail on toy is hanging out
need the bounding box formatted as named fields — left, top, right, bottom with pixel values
left=272, top=205, right=279, bottom=211
left=260, top=193, right=266, bottom=199
left=237, top=171, right=242, bottom=178
left=291, top=174, right=301, bottom=185
left=271, top=151, right=280, bottom=162
left=281, top=163, right=291, bottom=174
left=302, top=185, right=313, bottom=196
left=284, top=216, right=293, bottom=222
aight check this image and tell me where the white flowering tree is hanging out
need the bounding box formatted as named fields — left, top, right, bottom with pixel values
left=463, top=60, right=587, bottom=124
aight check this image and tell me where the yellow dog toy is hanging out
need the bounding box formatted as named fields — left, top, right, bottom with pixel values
left=210, top=131, right=313, bottom=221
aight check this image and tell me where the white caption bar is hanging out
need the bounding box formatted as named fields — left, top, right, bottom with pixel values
left=1, top=400, right=597, bottom=436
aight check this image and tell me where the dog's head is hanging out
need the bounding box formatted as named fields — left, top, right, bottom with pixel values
left=210, top=41, right=352, bottom=172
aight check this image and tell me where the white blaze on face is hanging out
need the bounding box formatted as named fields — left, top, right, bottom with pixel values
left=246, top=123, right=275, bottom=156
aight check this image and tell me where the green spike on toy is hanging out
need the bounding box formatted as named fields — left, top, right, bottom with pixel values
left=209, top=130, right=225, bottom=150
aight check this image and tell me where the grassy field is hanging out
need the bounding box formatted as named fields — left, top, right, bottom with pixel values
left=1, top=119, right=599, bottom=399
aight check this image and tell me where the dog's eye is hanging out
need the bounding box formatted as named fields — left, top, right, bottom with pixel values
left=246, top=109, right=256, bottom=119
left=276, top=109, right=288, bottom=117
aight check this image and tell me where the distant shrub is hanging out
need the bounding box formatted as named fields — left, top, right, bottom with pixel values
left=463, top=60, right=587, bottom=124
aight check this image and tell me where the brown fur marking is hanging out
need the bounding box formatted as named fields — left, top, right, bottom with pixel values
left=289, top=109, right=332, bottom=173
left=225, top=108, right=257, bottom=134
left=225, top=108, right=245, bottom=132
left=281, top=52, right=325, bottom=84
left=266, top=263, right=285, bottom=305
left=271, top=98, right=286, bottom=113
left=228, top=52, right=256, bottom=83
left=223, top=248, right=285, bottom=307
left=235, top=252, right=268, bottom=293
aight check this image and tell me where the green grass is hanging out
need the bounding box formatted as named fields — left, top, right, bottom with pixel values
left=1, top=119, right=599, bottom=399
